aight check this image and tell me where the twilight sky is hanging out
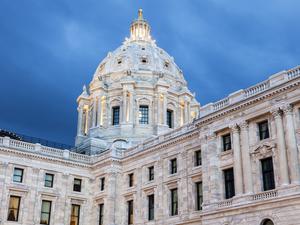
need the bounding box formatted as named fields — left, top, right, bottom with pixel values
left=0, top=0, right=299, bottom=145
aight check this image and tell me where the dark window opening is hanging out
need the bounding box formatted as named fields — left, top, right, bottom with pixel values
left=112, top=106, right=120, bottom=126
left=170, top=188, right=178, bottom=216
left=128, top=173, right=134, bottom=187
left=127, top=200, right=133, bottom=225
left=224, top=168, right=235, bottom=199
left=261, top=157, right=275, bottom=191
left=167, top=109, right=173, bottom=128
left=194, top=150, right=202, bottom=167
left=148, top=194, right=154, bottom=221
left=100, top=177, right=105, bottom=191
left=148, top=166, right=154, bottom=181
left=139, top=105, right=149, bottom=124
left=13, top=168, right=23, bottom=183
left=195, top=182, right=203, bottom=210
left=73, top=178, right=82, bottom=192
left=258, top=120, right=270, bottom=140
left=44, top=173, right=54, bottom=188
left=99, top=204, right=104, bottom=225
left=170, top=158, right=177, bottom=174
left=222, top=134, right=232, bottom=151
left=40, top=200, right=52, bottom=225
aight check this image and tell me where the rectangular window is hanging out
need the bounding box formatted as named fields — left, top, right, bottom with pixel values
left=139, top=105, right=149, bottom=124
left=73, top=178, right=82, bottom=192
left=167, top=109, right=173, bottom=128
left=99, top=203, right=104, bottom=225
left=148, top=194, right=154, bottom=221
left=44, top=173, right=54, bottom=188
left=261, top=157, right=275, bottom=191
left=70, top=204, right=80, bottom=225
left=128, top=173, right=134, bottom=187
left=170, top=158, right=177, bottom=174
left=112, top=106, right=120, bottom=125
left=194, top=150, right=202, bottom=166
left=127, top=200, right=133, bottom=225
left=40, top=200, right=52, bottom=225
left=195, top=182, right=203, bottom=210
left=148, top=166, right=154, bottom=181
left=13, top=168, right=23, bottom=183
left=258, top=120, right=270, bottom=140
left=170, top=188, right=178, bottom=216
left=222, top=134, right=232, bottom=151
left=224, top=168, right=235, bottom=199
left=100, top=177, right=105, bottom=191
left=7, top=196, right=21, bottom=221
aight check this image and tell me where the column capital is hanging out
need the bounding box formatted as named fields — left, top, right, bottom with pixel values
left=206, top=132, right=217, bottom=141
left=229, top=123, right=239, bottom=133
left=282, top=104, right=293, bottom=115
left=238, top=121, right=248, bottom=130
left=271, top=107, right=282, bottom=119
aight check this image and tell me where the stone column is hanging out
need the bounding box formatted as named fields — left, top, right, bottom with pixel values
left=283, top=104, right=300, bottom=184
left=97, top=97, right=102, bottom=126
left=129, top=92, right=134, bottom=124
left=92, top=98, right=97, bottom=127
left=157, top=93, right=161, bottom=124
left=123, top=90, right=127, bottom=123
left=77, top=106, right=83, bottom=135
left=272, top=108, right=289, bottom=186
left=184, top=101, right=189, bottom=124
left=231, top=124, right=243, bottom=195
left=239, top=121, right=253, bottom=194
left=163, top=94, right=167, bottom=125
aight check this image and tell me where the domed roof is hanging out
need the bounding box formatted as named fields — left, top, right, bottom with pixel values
left=92, top=9, right=186, bottom=86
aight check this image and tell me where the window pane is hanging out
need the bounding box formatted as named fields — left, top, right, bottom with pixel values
left=139, top=105, right=149, bottom=124
left=259, top=121, right=270, bottom=140
left=167, top=110, right=173, bottom=128
left=112, top=106, right=120, bottom=125
left=261, top=157, right=275, bottom=191
left=13, top=168, right=23, bottom=183
left=222, top=134, right=231, bottom=151
left=71, top=205, right=80, bottom=225
left=224, top=168, right=235, bottom=199
left=7, top=196, right=20, bottom=221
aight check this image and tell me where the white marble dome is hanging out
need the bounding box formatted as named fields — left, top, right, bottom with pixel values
left=75, top=9, right=200, bottom=155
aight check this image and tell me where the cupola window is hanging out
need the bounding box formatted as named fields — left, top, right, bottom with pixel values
left=117, top=58, right=122, bottom=65
left=112, top=106, right=120, bottom=126
left=164, top=61, right=170, bottom=69
left=141, top=56, right=148, bottom=64
left=139, top=105, right=149, bottom=124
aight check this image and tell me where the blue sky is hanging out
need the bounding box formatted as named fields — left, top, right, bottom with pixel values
left=0, top=0, right=299, bottom=145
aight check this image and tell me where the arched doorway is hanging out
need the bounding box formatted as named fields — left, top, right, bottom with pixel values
left=261, top=219, right=274, bottom=225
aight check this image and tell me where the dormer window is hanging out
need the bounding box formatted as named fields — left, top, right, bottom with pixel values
left=164, top=61, right=170, bottom=68
left=141, top=47, right=145, bottom=50
left=117, top=58, right=122, bottom=65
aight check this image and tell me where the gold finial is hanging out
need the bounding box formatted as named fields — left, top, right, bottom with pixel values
left=138, top=8, right=143, bottom=20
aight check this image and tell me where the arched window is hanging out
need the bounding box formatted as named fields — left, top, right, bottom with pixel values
left=261, top=219, right=274, bottom=225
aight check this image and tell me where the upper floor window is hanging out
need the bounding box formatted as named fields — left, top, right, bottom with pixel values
left=261, top=219, right=274, bottom=225
left=194, top=150, right=202, bottom=167
left=148, top=194, right=154, bottom=221
left=195, top=182, right=203, bottom=211
left=167, top=109, right=173, bottom=128
left=128, top=173, right=134, bottom=187
left=99, top=203, right=104, bottom=225
left=73, top=178, right=82, bottom=192
left=7, top=196, right=21, bottom=222
left=13, top=168, right=23, bottom=183
left=127, top=200, right=133, bottom=225
left=170, top=158, right=177, bottom=174
left=258, top=120, right=269, bottom=140
left=222, top=133, right=232, bottom=151
left=261, top=157, right=275, bottom=191
left=100, top=177, right=105, bottom=191
left=112, top=106, right=120, bottom=126
left=141, top=56, right=148, bottom=64
left=148, top=166, right=154, bottom=181
left=44, top=173, right=54, bottom=188
left=40, top=200, right=52, bottom=225
left=170, top=188, right=178, bottom=216
left=70, top=204, right=80, bottom=225
left=224, top=168, right=235, bottom=199
left=139, top=105, right=149, bottom=124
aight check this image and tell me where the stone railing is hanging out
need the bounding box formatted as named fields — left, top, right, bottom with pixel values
left=252, top=189, right=278, bottom=201
left=217, top=199, right=233, bottom=208
left=200, top=65, right=300, bottom=117
left=0, top=136, right=91, bottom=164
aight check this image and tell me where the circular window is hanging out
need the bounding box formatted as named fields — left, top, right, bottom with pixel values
left=261, top=219, right=274, bottom=225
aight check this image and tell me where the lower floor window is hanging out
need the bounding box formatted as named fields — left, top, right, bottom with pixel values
left=170, top=188, right=178, bottom=216
left=195, top=182, right=203, bottom=210
left=7, top=196, right=21, bottom=221
left=40, top=200, right=52, bottom=225
left=70, top=204, right=80, bottom=225
left=127, top=200, right=133, bottom=225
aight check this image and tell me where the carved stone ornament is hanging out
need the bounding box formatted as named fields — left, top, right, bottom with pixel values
left=251, top=141, right=276, bottom=158
left=281, top=103, right=293, bottom=115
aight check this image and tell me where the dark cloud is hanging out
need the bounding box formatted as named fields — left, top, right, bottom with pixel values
left=0, top=0, right=299, bottom=145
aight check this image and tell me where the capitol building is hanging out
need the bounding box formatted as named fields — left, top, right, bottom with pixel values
left=1, top=9, right=300, bottom=225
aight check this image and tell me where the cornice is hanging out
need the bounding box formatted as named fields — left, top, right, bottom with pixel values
left=196, top=77, right=300, bottom=127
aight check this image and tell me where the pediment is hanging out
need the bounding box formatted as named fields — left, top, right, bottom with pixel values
left=251, top=141, right=276, bottom=156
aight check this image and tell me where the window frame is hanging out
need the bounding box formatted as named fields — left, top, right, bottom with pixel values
left=222, top=133, right=232, bottom=151
left=170, top=188, right=178, bottom=216
left=148, top=194, right=154, bottom=221
left=44, top=173, right=54, bottom=188
left=224, top=168, right=235, bottom=199
left=99, top=203, right=104, bottom=225
left=195, top=181, right=203, bottom=211
left=148, top=166, right=154, bottom=181
left=194, top=150, right=202, bottom=167
left=258, top=120, right=270, bottom=140
left=261, top=157, right=275, bottom=191
left=127, top=200, right=133, bottom=225
left=100, top=177, right=105, bottom=191
left=70, top=204, right=80, bottom=225
left=112, top=106, right=120, bottom=126
left=170, top=158, right=177, bottom=174
left=73, top=178, right=82, bottom=192
left=167, top=109, right=173, bottom=128
left=138, top=105, right=149, bottom=124
left=40, top=200, right=52, bottom=225
left=7, top=195, right=21, bottom=222
left=13, top=167, right=24, bottom=183
left=128, top=173, right=134, bottom=187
